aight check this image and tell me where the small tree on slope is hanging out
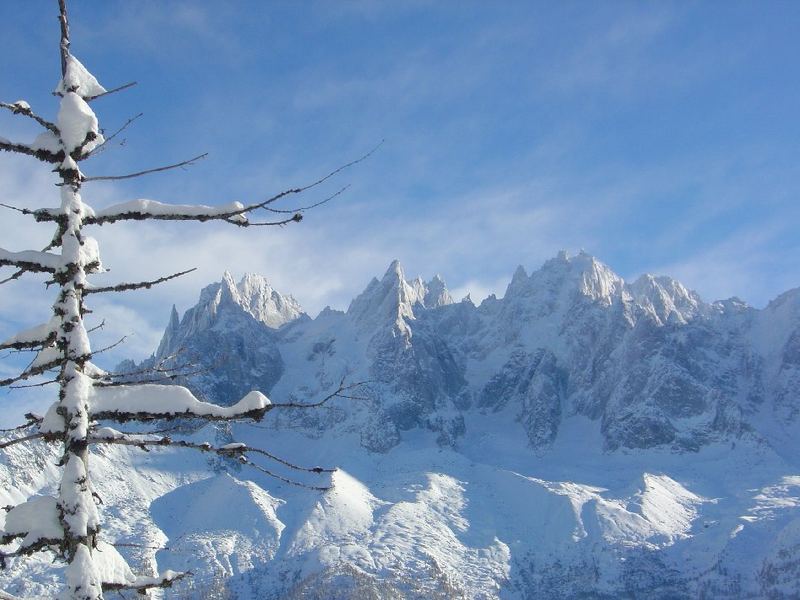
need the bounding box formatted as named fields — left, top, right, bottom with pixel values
left=0, top=2, right=367, bottom=598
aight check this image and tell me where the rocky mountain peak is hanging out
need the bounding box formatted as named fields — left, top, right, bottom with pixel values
left=162, top=273, right=304, bottom=352
left=629, top=273, right=706, bottom=325
left=155, top=304, right=181, bottom=358
left=424, top=274, right=453, bottom=308
left=347, top=261, right=454, bottom=337
left=503, top=251, right=624, bottom=312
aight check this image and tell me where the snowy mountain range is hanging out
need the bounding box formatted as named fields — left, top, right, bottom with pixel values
left=3, top=251, right=800, bottom=598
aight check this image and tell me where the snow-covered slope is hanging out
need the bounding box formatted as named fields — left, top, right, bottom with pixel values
left=3, top=253, right=800, bottom=598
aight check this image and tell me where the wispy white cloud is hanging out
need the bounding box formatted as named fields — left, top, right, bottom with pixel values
left=644, top=218, right=800, bottom=307
left=2, top=1, right=799, bottom=426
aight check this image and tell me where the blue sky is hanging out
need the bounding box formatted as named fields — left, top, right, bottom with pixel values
left=1, top=1, right=800, bottom=399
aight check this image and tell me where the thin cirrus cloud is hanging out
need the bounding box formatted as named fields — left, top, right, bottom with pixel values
left=1, top=1, right=800, bottom=400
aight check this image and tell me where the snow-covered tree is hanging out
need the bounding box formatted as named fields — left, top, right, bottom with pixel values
left=0, top=2, right=368, bottom=598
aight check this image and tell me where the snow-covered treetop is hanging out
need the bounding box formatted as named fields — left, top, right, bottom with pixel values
left=54, top=55, right=106, bottom=99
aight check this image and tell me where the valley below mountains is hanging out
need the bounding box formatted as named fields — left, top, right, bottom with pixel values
left=3, top=251, right=800, bottom=598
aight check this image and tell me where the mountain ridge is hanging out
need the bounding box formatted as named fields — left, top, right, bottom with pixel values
left=3, top=251, right=800, bottom=599
left=145, top=250, right=796, bottom=458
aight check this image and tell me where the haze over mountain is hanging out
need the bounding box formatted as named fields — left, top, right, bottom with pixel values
left=2, top=252, right=800, bottom=598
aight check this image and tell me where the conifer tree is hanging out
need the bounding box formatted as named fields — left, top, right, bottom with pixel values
left=0, top=2, right=367, bottom=597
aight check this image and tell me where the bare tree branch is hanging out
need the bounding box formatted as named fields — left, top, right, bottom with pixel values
left=244, top=214, right=303, bottom=227
left=82, top=153, right=208, bottom=182
left=87, top=113, right=144, bottom=158
left=9, top=379, right=59, bottom=390
left=85, top=81, right=137, bottom=102
left=243, top=460, right=331, bottom=491
left=0, top=356, right=65, bottom=388
left=95, top=353, right=196, bottom=383
left=0, top=203, right=29, bottom=215
left=91, top=335, right=129, bottom=356
left=0, top=432, right=45, bottom=450
left=0, top=269, right=25, bottom=286
left=89, top=435, right=333, bottom=490
left=0, top=102, right=59, bottom=135
left=264, top=184, right=350, bottom=215
left=86, top=320, right=106, bottom=335
left=92, top=370, right=206, bottom=388
left=245, top=447, right=335, bottom=474
left=84, top=268, right=196, bottom=295
left=270, top=379, right=371, bottom=410
left=87, top=112, right=142, bottom=157
left=58, top=0, right=70, bottom=78
left=0, top=414, right=42, bottom=434
left=84, top=140, right=383, bottom=226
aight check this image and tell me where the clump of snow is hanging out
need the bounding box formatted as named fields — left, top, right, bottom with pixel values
left=60, top=545, right=102, bottom=600
left=3, top=496, right=61, bottom=545
left=30, top=131, right=62, bottom=153
left=0, top=318, right=58, bottom=348
left=39, top=401, right=65, bottom=434
left=91, top=385, right=270, bottom=418
left=57, top=92, right=103, bottom=153
left=131, top=570, right=182, bottom=587
left=54, top=55, right=106, bottom=99
left=79, top=236, right=102, bottom=272
left=29, top=344, right=60, bottom=369
left=220, top=443, right=247, bottom=451
left=92, top=427, right=124, bottom=440
left=92, top=541, right=135, bottom=586
left=0, top=248, right=62, bottom=271
left=94, top=199, right=247, bottom=220
left=59, top=455, right=99, bottom=537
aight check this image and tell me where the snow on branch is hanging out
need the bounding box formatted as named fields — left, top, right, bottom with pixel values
left=55, top=55, right=106, bottom=100
left=0, top=496, right=63, bottom=567
left=84, top=141, right=382, bottom=227
left=0, top=319, right=59, bottom=351
left=88, top=378, right=367, bottom=422
left=88, top=199, right=251, bottom=226
left=90, top=384, right=271, bottom=422
left=0, top=137, right=62, bottom=163
left=0, top=101, right=59, bottom=135
left=0, top=248, right=61, bottom=273
left=101, top=569, right=188, bottom=594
